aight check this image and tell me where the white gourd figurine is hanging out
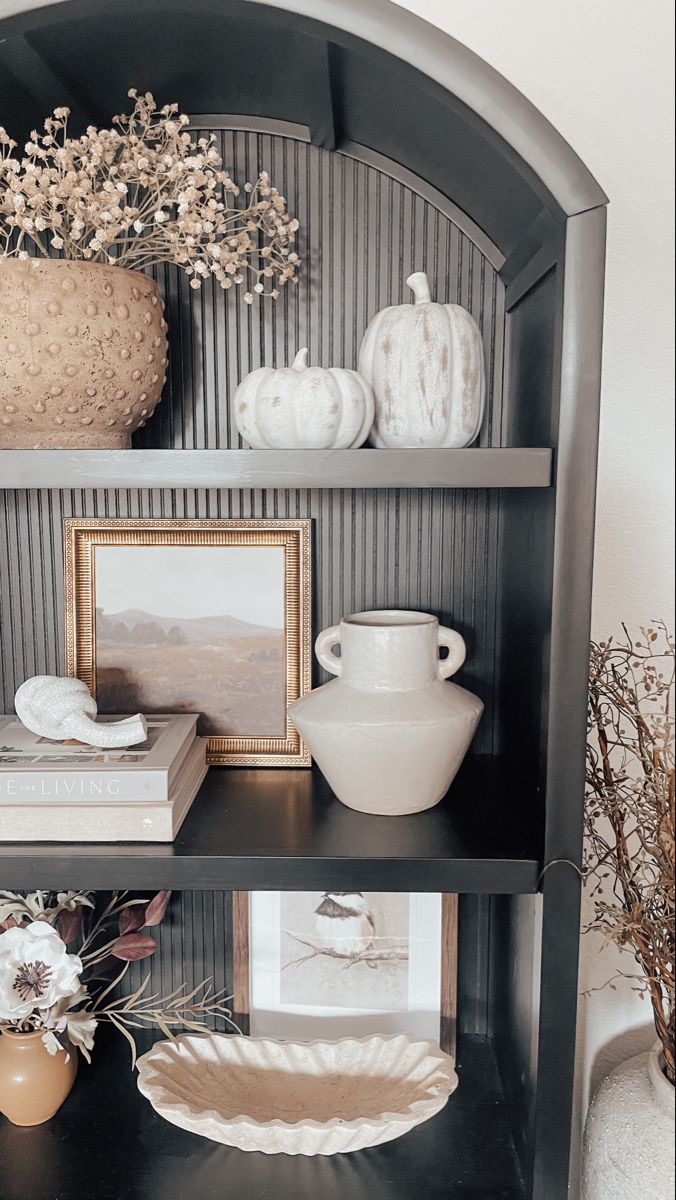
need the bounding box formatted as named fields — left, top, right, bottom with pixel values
left=358, top=271, right=486, bottom=448
left=14, top=676, right=148, bottom=747
left=234, top=348, right=374, bottom=449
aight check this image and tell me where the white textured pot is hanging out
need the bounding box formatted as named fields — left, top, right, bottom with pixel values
left=583, top=1042, right=675, bottom=1200
left=289, top=609, right=483, bottom=815
left=358, top=271, right=485, bottom=448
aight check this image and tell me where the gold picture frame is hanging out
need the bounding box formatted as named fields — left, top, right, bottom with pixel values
left=64, top=518, right=312, bottom=766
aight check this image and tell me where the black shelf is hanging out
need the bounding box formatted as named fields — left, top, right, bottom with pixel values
left=0, top=1032, right=524, bottom=1200
left=0, top=447, right=553, bottom=490
left=0, top=759, right=541, bottom=892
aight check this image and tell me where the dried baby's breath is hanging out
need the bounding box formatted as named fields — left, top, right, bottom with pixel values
left=0, top=90, right=300, bottom=296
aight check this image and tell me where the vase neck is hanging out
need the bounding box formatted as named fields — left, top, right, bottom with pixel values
left=648, top=1043, right=675, bottom=1118
left=339, top=611, right=440, bottom=691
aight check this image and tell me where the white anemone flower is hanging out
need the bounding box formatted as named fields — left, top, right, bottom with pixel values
left=0, top=921, right=83, bottom=1023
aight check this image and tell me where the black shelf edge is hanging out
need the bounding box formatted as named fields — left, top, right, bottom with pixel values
left=0, top=760, right=542, bottom=892
left=0, top=447, right=553, bottom=490
left=0, top=1031, right=525, bottom=1200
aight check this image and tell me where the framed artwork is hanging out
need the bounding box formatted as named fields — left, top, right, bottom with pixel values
left=232, top=891, right=458, bottom=1057
left=64, top=518, right=312, bottom=766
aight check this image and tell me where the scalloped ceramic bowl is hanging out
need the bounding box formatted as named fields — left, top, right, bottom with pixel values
left=136, top=1033, right=457, bottom=1155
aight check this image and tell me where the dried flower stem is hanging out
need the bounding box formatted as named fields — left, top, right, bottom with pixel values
left=89, top=964, right=238, bottom=1068
left=585, top=623, right=675, bottom=1083
left=0, top=90, right=300, bottom=300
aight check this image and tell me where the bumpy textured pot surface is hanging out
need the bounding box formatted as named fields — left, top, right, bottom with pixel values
left=582, top=1042, right=675, bottom=1200
left=0, top=258, right=168, bottom=448
left=289, top=609, right=483, bottom=815
left=0, top=1029, right=77, bottom=1126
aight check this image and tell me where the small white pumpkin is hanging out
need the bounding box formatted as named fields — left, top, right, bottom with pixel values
left=358, top=272, right=486, bottom=448
left=234, top=349, right=374, bottom=449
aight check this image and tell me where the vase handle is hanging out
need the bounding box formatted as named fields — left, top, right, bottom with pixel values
left=437, top=627, right=466, bottom=679
left=315, top=625, right=342, bottom=676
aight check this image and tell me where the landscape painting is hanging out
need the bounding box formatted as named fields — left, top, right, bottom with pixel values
left=93, top=543, right=286, bottom=738
left=65, top=518, right=311, bottom=765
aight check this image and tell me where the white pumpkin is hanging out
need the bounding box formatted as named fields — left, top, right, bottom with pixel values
left=234, top=349, right=374, bottom=449
left=358, top=272, right=486, bottom=448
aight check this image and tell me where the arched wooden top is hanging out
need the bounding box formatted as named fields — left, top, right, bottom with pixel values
left=0, top=0, right=607, bottom=257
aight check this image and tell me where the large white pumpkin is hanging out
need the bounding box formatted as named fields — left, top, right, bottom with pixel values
left=234, top=349, right=374, bottom=449
left=358, top=272, right=486, bottom=448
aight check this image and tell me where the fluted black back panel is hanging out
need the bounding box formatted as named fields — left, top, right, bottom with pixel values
left=120, top=890, right=234, bottom=1034
left=134, top=129, right=505, bottom=449
left=0, top=485, right=501, bottom=756
left=0, top=124, right=508, bottom=1044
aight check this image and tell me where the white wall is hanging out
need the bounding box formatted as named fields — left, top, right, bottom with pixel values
left=392, top=0, right=675, bottom=1187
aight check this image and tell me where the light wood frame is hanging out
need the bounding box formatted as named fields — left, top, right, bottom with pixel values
left=64, top=517, right=312, bottom=766
left=232, top=892, right=458, bottom=1058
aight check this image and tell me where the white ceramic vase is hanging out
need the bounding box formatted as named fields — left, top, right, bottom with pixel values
left=289, top=610, right=483, bottom=815
left=582, top=1042, right=675, bottom=1200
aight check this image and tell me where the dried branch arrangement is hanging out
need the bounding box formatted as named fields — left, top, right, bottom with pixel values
left=0, top=890, right=235, bottom=1067
left=585, top=622, right=675, bottom=1083
left=0, top=90, right=300, bottom=300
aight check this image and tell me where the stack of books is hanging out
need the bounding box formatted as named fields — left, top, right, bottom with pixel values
left=0, top=714, right=206, bottom=842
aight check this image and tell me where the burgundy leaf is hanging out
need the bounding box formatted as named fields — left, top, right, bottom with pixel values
left=112, top=933, right=157, bottom=961
left=144, top=890, right=172, bottom=928
left=0, top=916, right=19, bottom=931
left=119, top=905, right=147, bottom=935
left=59, top=906, right=83, bottom=944
left=86, top=955, right=119, bottom=981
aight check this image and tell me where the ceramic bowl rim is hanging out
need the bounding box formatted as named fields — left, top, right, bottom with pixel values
left=136, top=1031, right=458, bottom=1134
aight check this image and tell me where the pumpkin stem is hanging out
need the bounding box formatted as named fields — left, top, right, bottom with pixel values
left=292, top=348, right=310, bottom=371
left=406, top=272, right=432, bottom=304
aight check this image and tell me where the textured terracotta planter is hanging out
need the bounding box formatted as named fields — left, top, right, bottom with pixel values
left=0, top=258, right=168, bottom=448
left=0, top=1029, right=77, bottom=1125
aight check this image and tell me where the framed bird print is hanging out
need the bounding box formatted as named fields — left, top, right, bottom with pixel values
left=232, top=890, right=457, bottom=1056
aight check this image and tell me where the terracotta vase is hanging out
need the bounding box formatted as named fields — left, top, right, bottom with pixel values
left=289, top=609, right=483, bottom=815
left=582, top=1042, right=675, bottom=1200
left=0, top=1029, right=77, bottom=1125
left=0, top=258, right=168, bottom=448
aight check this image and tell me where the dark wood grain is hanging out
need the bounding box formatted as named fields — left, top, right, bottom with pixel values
left=441, top=894, right=459, bottom=1060
left=231, top=891, right=251, bottom=1035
